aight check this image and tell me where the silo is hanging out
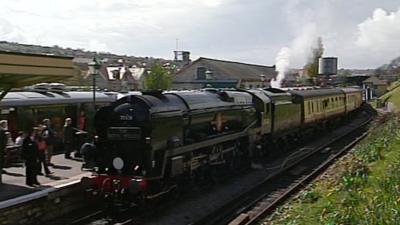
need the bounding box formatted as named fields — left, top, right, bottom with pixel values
left=318, top=57, right=338, bottom=75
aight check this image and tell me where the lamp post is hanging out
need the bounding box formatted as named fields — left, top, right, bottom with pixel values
left=88, top=58, right=101, bottom=109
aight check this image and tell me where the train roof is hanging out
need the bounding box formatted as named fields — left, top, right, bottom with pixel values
left=261, top=88, right=293, bottom=102
left=117, top=89, right=253, bottom=116
left=0, top=91, right=113, bottom=107
left=340, top=87, right=362, bottom=94
left=244, top=89, right=271, bottom=103
left=289, top=88, right=344, bottom=98
left=103, top=91, right=142, bottom=101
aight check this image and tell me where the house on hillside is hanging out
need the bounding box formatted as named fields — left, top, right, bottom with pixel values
left=362, top=76, right=388, bottom=97
left=105, top=65, right=147, bottom=91
left=172, top=57, right=277, bottom=89
left=79, top=64, right=146, bottom=91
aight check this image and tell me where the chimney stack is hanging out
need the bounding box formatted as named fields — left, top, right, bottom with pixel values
left=174, top=51, right=191, bottom=65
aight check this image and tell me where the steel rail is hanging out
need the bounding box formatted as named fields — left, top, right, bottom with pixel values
left=239, top=130, right=369, bottom=225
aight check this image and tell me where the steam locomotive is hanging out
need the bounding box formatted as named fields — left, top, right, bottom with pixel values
left=81, top=87, right=363, bottom=205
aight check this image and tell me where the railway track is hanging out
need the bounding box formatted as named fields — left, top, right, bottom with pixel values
left=193, top=114, right=372, bottom=225
left=66, top=112, right=372, bottom=225
left=68, top=207, right=142, bottom=225
left=228, top=129, right=368, bottom=225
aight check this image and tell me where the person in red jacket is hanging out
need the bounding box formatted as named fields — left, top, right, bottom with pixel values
left=36, top=126, right=52, bottom=176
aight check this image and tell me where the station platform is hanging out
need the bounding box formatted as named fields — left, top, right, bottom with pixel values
left=0, top=154, right=91, bottom=203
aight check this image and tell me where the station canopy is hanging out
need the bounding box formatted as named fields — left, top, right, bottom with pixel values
left=0, top=51, right=78, bottom=90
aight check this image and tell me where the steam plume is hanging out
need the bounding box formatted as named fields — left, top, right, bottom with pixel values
left=270, top=47, right=290, bottom=88
left=270, top=23, right=319, bottom=88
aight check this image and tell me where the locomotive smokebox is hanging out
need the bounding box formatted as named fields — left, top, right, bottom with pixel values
left=318, top=57, right=338, bottom=76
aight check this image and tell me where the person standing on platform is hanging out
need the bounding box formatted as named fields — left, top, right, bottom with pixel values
left=15, top=131, right=24, bottom=146
left=0, top=120, right=7, bottom=184
left=41, top=118, right=55, bottom=166
left=22, top=128, right=40, bottom=186
left=36, top=127, right=52, bottom=176
left=63, top=118, right=76, bottom=159
left=78, top=111, right=86, bottom=131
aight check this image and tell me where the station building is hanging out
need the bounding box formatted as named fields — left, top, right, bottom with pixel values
left=362, top=76, right=388, bottom=98
left=172, top=57, right=277, bottom=89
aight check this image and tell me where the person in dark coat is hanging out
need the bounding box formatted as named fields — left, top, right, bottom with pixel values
left=0, top=120, right=7, bottom=184
left=22, top=128, right=40, bottom=186
left=63, top=118, right=77, bottom=159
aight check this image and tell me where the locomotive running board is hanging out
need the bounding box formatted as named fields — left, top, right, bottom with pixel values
left=147, top=120, right=258, bottom=181
left=167, top=120, right=258, bottom=157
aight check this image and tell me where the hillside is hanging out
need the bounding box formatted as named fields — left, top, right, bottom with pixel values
left=0, top=41, right=173, bottom=67
left=380, top=80, right=400, bottom=111
left=0, top=41, right=177, bottom=87
left=264, top=115, right=400, bottom=224
left=376, top=56, right=400, bottom=75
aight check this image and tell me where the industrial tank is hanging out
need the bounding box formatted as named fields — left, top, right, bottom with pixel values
left=318, top=57, right=338, bottom=75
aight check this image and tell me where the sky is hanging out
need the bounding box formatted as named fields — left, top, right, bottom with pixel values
left=0, top=0, right=400, bottom=69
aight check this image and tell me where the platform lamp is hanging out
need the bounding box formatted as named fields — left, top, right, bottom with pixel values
left=88, top=58, right=101, bottom=110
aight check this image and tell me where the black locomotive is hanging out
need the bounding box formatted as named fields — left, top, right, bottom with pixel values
left=81, top=87, right=363, bottom=204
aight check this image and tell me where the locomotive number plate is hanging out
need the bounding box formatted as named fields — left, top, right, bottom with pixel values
left=107, top=127, right=141, bottom=140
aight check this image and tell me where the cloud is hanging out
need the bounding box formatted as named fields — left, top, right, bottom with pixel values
left=88, top=40, right=109, bottom=52
left=0, top=19, right=27, bottom=43
left=356, top=8, right=400, bottom=52
left=0, top=0, right=400, bottom=69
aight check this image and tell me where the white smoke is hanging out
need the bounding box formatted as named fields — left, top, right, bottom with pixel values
left=270, top=47, right=290, bottom=88
left=356, top=8, right=400, bottom=52
left=270, top=23, right=319, bottom=88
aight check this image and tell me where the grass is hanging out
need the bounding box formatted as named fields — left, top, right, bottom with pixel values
left=264, top=115, right=400, bottom=225
left=387, top=80, right=400, bottom=91
left=380, top=81, right=400, bottom=110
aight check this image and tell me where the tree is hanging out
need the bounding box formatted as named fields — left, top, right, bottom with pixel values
left=144, top=64, right=172, bottom=90
left=337, top=69, right=352, bottom=77
left=304, top=37, right=324, bottom=78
